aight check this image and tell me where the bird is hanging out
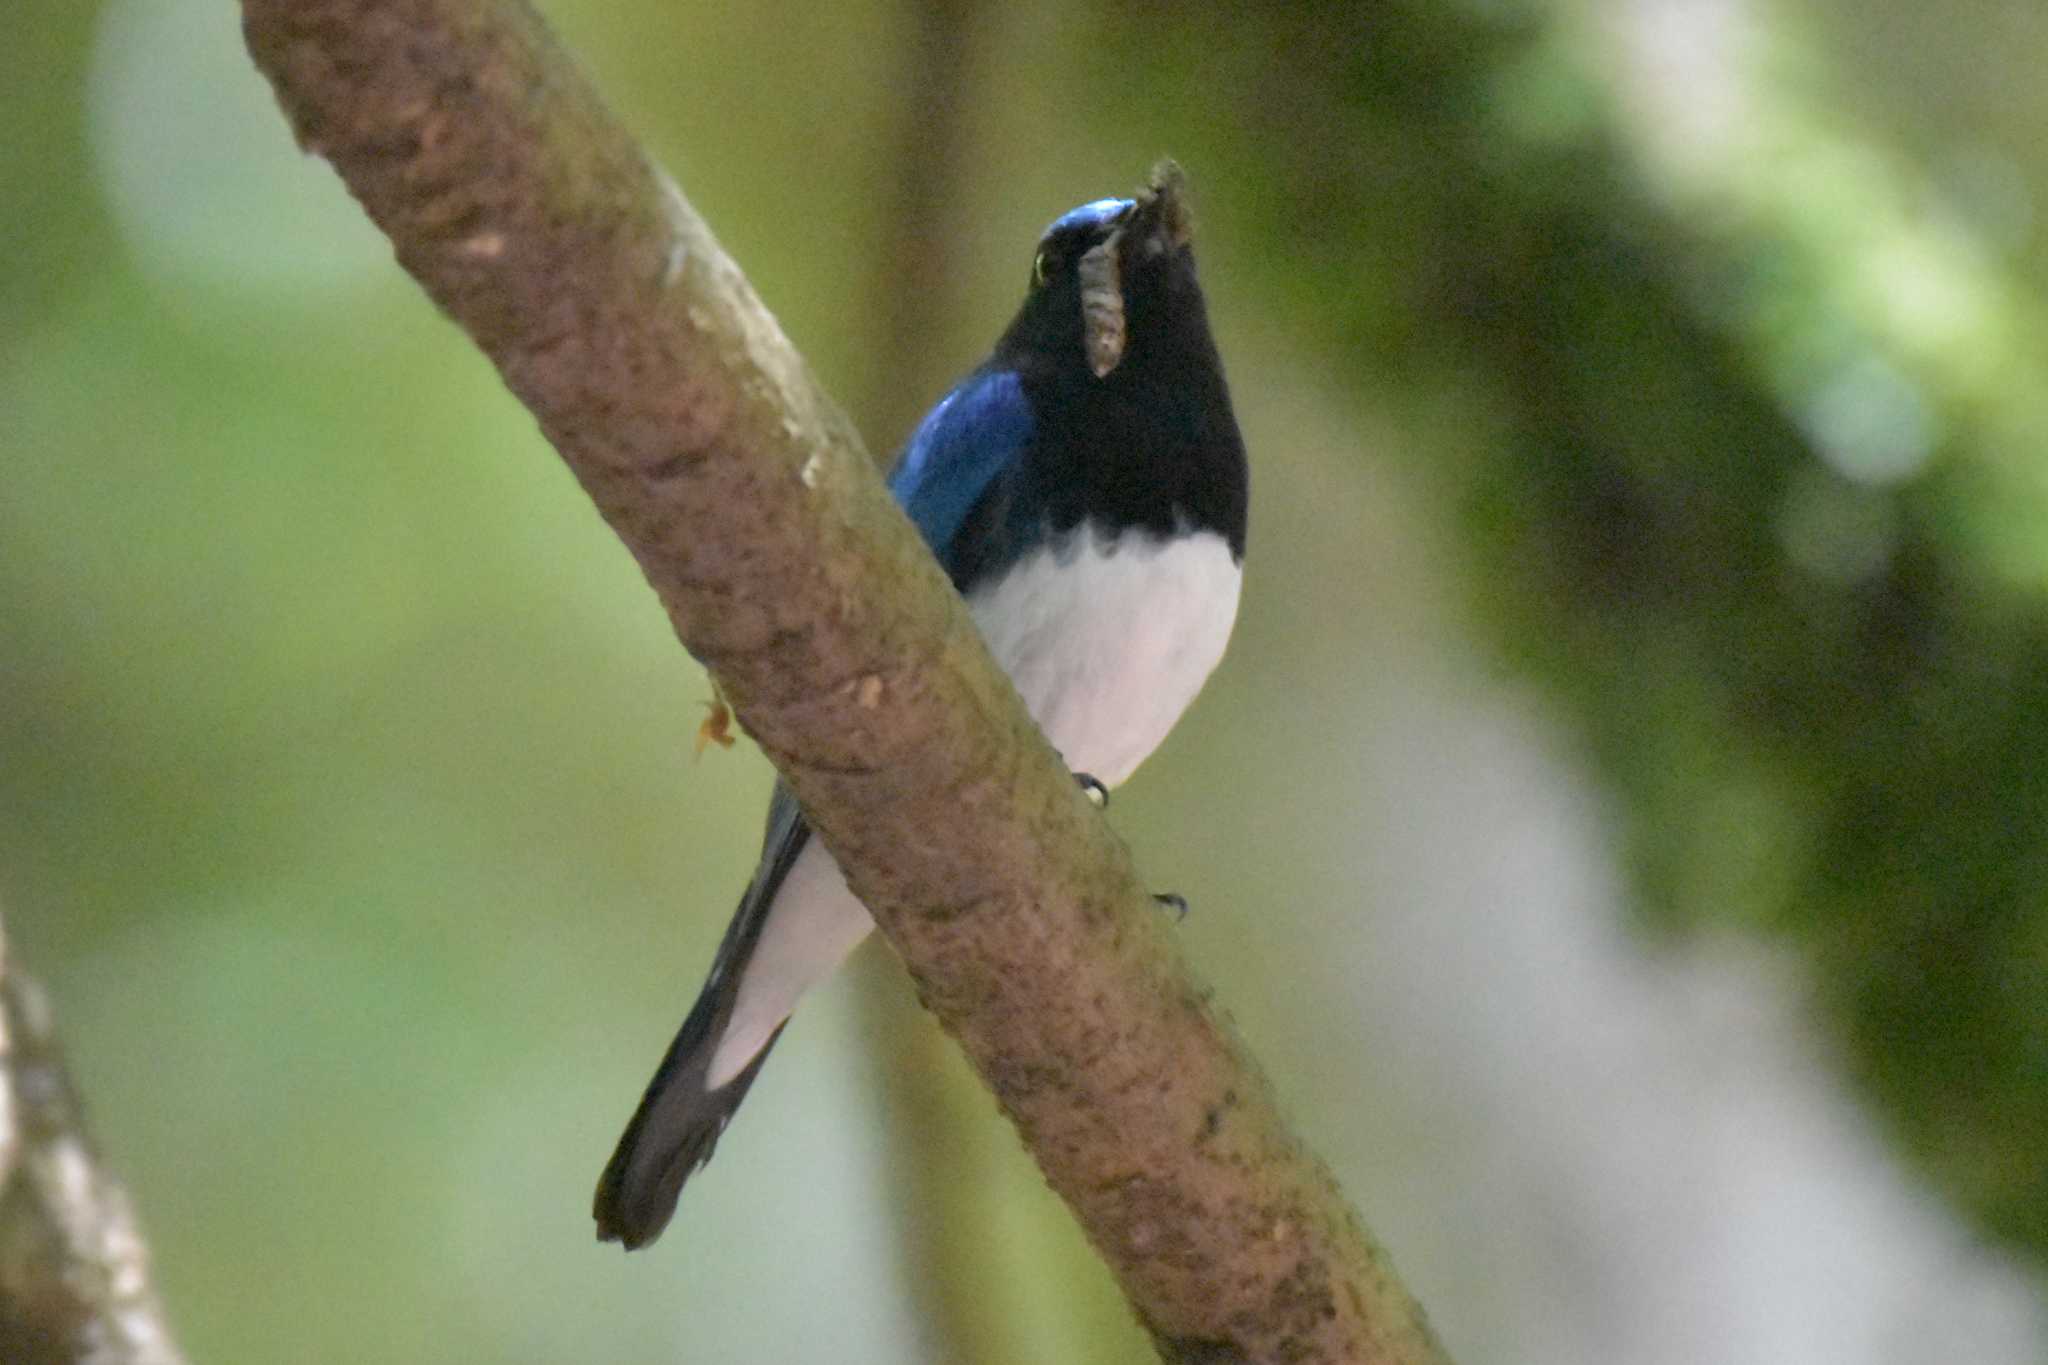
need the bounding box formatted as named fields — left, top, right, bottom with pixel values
left=593, top=162, right=1249, bottom=1250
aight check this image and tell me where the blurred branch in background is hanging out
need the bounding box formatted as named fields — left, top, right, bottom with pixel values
left=1094, top=0, right=2048, bottom=1253
left=848, top=1, right=1021, bottom=1361
left=237, top=0, right=1449, bottom=1360
left=0, top=908, right=185, bottom=1365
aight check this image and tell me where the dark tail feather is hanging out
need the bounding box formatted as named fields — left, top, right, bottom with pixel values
left=595, top=786, right=812, bottom=1250
left=591, top=1010, right=784, bottom=1249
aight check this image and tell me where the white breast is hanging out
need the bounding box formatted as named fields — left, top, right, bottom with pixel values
left=967, top=524, right=1243, bottom=788
left=709, top=522, right=1241, bottom=1087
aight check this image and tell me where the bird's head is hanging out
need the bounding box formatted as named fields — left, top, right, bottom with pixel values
left=994, top=161, right=1201, bottom=384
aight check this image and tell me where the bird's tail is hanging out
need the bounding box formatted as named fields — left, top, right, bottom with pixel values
left=591, top=988, right=783, bottom=1249
left=595, top=812, right=814, bottom=1249
left=596, top=789, right=816, bottom=1249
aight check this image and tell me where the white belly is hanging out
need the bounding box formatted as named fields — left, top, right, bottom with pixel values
left=968, top=525, right=1242, bottom=786
left=709, top=525, right=1241, bottom=1085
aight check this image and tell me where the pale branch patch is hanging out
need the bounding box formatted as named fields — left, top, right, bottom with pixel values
left=239, top=2, right=1451, bottom=1360
left=0, top=911, right=187, bottom=1365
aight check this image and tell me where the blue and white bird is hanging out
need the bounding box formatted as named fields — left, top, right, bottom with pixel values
left=593, top=164, right=1249, bottom=1249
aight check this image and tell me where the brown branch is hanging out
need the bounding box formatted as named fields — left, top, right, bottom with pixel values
left=239, top=3, right=1450, bottom=1361
left=0, top=911, right=187, bottom=1365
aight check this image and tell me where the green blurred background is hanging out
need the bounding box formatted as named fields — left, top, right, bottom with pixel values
left=5, top=0, right=2048, bottom=1360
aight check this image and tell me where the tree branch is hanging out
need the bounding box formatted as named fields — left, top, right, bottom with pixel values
left=0, top=911, right=187, bottom=1365
left=240, top=2, right=1448, bottom=1360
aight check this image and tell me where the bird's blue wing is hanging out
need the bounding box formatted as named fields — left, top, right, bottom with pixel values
left=886, top=368, right=1032, bottom=571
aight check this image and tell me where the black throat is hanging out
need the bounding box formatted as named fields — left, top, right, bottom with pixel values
left=947, top=234, right=1249, bottom=592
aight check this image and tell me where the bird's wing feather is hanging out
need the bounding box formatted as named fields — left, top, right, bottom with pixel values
left=887, top=368, right=1033, bottom=571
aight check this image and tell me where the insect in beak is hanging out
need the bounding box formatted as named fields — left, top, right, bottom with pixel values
left=1075, top=163, right=1190, bottom=380
left=1077, top=233, right=1125, bottom=379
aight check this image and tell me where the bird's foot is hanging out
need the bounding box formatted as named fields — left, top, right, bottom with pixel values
left=1153, top=892, right=1188, bottom=922
left=1076, top=773, right=1109, bottom=809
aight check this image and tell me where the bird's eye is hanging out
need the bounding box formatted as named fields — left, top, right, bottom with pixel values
left=1032, top=249, right=1051, bottom=287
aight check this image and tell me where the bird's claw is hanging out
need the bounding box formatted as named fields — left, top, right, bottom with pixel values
left=1153, top=892, right=1188, bottom=921
left=1076, top=773, right=1109, bottom=808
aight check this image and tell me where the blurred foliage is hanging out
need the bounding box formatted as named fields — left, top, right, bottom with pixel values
left=1091, top=0, right=2048, bottom=1251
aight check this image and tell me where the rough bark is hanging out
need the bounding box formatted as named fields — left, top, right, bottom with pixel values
left=0, top=912, right=186, bottom=1365
left=240, top=2, right=1449, bottom=1360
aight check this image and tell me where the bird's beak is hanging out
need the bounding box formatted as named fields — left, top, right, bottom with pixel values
left=1127, top=160, right=1193, bottom=257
